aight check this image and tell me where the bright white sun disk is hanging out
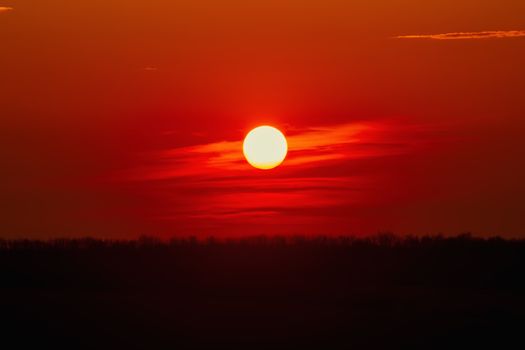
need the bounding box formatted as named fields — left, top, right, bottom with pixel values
left=243, top=126, right=288, bottom=170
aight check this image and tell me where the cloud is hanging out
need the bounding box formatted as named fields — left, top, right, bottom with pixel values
left=0, top=6, right=13, bottom=13
left=122, top=120, right=438, bottom=229
left=396, top=30, right=525, bottom=40
left=131, top=121, right=413, bottom=181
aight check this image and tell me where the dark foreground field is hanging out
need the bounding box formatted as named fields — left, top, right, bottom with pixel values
left=1, top=234, right=524, bottom=348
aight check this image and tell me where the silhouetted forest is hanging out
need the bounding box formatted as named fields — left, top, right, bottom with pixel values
left=1, top=234, right=524, bottom=348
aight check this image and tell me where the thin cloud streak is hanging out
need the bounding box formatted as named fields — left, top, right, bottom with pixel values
left=0, top=6, right=13, bottom=12
left=396, top=30, right=525, bottom=40
left=158, top=184, right=364, bottom=223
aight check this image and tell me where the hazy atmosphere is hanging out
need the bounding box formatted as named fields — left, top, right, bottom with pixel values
left=2, top=1, right=525, bottom=238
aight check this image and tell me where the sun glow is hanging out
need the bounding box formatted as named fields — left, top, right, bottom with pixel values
left=243, top=126, right=288, bottom=170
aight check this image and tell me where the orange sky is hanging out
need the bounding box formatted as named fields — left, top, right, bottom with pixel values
left=1, top=1, right=525, bottom=238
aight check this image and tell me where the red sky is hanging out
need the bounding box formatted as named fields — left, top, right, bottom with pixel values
left=1, top=1, right=525, bottom=238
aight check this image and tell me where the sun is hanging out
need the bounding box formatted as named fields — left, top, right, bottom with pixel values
left=243, top=125, right=288, bottom=170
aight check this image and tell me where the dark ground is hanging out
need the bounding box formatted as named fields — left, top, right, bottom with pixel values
left=1, top=234, right=524, bottom=348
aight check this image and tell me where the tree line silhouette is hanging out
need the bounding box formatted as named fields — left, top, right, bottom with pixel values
left=1, top=234, right=523, bottom=348
left=1, top=233, right=523, bottom=290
